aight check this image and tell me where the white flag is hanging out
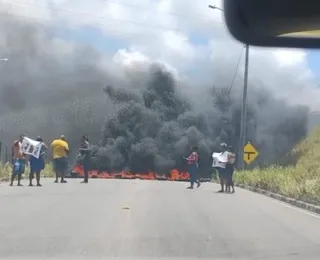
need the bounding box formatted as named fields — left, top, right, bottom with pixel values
left=21, top=137, right=42, bottom=159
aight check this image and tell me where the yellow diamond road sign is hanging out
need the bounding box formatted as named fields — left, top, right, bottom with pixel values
left=243, top=143, right=259, bottom=165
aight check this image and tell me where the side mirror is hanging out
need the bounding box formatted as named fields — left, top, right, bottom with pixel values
left=224, top=0, right=320, bottom=48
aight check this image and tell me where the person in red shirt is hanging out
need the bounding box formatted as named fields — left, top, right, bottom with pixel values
left=184, top=146, right=201, bottom=189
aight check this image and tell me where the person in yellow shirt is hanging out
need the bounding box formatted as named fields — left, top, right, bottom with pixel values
left=51, top=135, right=69, bottom=183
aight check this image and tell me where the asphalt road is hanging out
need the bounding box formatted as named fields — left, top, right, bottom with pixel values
left=1, top=179, right=320, bottom=260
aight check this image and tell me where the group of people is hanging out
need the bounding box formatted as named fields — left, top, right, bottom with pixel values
left=10, top=133, right=235, bottom=190
left=184, top=143, right=236, bottom=193
left=10, top=134, right=91, bottom=186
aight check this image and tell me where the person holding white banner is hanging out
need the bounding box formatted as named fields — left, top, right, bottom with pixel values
left=212, top=143, right=229, bottom=193
left=29, top=137, right=47, bottom=186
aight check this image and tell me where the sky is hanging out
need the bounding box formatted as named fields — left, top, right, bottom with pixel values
left=2, top=0, right=320, bottom=111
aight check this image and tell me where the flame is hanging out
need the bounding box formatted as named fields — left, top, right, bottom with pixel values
left=71, top=164, right=190, bottom=181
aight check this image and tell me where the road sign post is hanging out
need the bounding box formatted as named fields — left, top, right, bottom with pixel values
left=243, top=142, right=259, bottom=165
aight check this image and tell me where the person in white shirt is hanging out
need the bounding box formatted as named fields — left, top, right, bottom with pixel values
left=212, top=143, right=229, bottom=193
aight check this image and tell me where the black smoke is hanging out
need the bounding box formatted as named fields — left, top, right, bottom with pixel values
left=92, top=64, right=308, bottom=176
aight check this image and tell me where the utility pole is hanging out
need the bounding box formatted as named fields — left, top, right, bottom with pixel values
left=238, top=44, right=249, bottom=170
left=0, top=58, right=8, bottom=162
left=208, top=5, right=250, bottom=169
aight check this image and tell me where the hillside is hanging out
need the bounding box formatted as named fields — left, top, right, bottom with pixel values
left=235, top=127, right=320, bottom=205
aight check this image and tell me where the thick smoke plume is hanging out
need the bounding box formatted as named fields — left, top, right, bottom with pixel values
left=93, top=64, right=308, bottom=176
left=0, top=8, right=309, bottom=174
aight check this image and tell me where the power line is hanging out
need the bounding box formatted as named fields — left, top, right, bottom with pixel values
left=0, top=12, right=165, bottom=39
left=227, top=47, right=244, bottom=95
left=4, top=0, right=223, bottom=33
left=0, top=8, right=224, bottom=43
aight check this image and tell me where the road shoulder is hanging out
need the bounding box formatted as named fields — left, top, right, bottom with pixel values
left=235, top=182, right=320, bottom=215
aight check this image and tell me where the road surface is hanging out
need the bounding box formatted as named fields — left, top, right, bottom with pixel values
left=0, top=179, right=320, bottom=259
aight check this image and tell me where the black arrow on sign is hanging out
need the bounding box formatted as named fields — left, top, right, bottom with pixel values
left=244, top=151, right=256, bottom=161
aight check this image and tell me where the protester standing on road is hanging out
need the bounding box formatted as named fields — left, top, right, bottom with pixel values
left=51, top=135, right=69, bottom=183
left=79, top=135, right=91, bottom=183
left=225, top=145, right=236, bottom=193
left=10, top=134, right=27, bottom=186
left=184, top=146, right=201, bottom=189
left=212, top=143, right=229, bottom=193
left=29, top=137, right=47, bottom=187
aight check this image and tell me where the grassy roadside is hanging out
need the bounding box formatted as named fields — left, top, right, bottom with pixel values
left=234, top=127, right=320, bottom=205
left=0, top=162, right=55, bottom=182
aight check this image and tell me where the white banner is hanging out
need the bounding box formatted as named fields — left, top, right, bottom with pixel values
left=212, top=152, right=228, bottom=168
left=21, top=137, right=42, bottom=159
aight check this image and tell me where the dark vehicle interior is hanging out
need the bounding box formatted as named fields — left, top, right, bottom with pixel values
left=224, top=0, right=320, bottom=48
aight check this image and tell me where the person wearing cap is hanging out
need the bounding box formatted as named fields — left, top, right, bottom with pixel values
left=10, top=134, right=27, bottom=186
left=78, top=135, right=91, bottom=183
left=29, top=136, right=47, bottom=187
left=51, top=135, right=69, bottom=183
left=213, top=143, right=229, bottom=193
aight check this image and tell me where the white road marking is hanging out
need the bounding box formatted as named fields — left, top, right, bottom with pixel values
left=270, top=196, right=320, bottom=219
left=238, top=185, right=320, bottom=219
